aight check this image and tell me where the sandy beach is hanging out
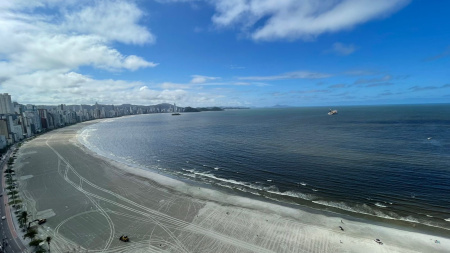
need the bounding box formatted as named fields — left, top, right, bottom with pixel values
left=13, top=120, right=449, bottom=253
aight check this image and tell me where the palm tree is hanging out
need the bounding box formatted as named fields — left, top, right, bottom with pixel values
left=19, top=211, right=28, bottom=227
left=29, top=239, right=43, bottom=247
left=24, top=228, right=38, bottom=240
left=46, top=236, right=52, bottom=252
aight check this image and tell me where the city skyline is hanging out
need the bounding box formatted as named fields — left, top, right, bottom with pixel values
left=0, top=1, right=449, bottom=107
left=0, top=92, right=190, bottom=149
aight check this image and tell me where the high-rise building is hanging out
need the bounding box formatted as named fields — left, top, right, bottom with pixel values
left=0, top=93, right=14, bottom=114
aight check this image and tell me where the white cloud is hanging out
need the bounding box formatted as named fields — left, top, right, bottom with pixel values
left=330, top=42, right=356, bottom=55
left=239, top=71, right=331, bottom=81
left=123, top=55, right=158, bottom=71
left=63, top=1, right=155, bottom=45
left=1, top=33, right=157, bottom=73
left=190, top=75, right=220, bottom=84
left=0, top=0, right=161, bottom=105
left=3, top=70, right=142, bottom=104
left=208, top=0, right=410, bottom=41
left=1, top=69, right=224, bottom=106
left=0, top=1, right=157, bottom=74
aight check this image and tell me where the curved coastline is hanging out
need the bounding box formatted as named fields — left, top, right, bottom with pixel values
left=76, top=116, right=450, bottom=235
left=15, top=119, right=450, bottom=252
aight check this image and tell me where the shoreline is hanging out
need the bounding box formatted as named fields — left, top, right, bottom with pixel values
left=14, top=120, right=449, bottom=252
left=76, top=117, right=450, bottom=238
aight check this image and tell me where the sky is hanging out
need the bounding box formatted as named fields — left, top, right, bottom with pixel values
left=0, top=0, right=449, bottom=107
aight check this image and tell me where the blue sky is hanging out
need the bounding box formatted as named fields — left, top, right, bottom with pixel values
left=0, top=0, right=449, bottom=107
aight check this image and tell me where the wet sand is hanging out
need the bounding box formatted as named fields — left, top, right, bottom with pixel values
left=14, top=120, right=449, bottom=252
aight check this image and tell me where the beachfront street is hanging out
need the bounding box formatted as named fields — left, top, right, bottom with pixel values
left=1, top=147, right=28, bottom=253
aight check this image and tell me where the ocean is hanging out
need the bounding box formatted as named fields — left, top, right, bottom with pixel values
left=78, top=104, right=450, bottom=231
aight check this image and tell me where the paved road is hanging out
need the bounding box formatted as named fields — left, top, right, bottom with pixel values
left=1, top=146, right=28, bottom=253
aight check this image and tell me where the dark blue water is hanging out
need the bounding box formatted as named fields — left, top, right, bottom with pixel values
left=79, top=104, right=450, bottom=230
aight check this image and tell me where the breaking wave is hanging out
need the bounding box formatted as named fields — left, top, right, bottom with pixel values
left=310, top=200, right=448, bottom=227
left=375, top=203, right=387, bottom=208
left=181, top=170, right=315, bottom=201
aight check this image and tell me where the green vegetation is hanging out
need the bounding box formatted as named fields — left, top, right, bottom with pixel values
left=184, top=106, right=224, bottom=112
left=7, top=181, right=17, bottom=186
left=24, top=228, right=38, bottom=240
left=18, top=211, right=28, bottom=227
left=5, top=146, right=47, bottom=252
left=7, top=176, right=15, bottom=180
left=35, top=248, right=47, bottom=253
left=7, top=190, right=19, bottom=196
left=46, top=236, right=52, bottom=252
left=8, top=199, right=22, bottom=205
left=5, top=175, right=15, bottom=180
left=0, top=148, right=7, bottom=155
left=29, top=239, right=43, bottom=247
left=183, top=107, right=197, bottom=112
left=6, top=185, right=17, bottom=191
left=198, top=107, right=223, bottom=111
left=9, top=194, right=20, bottom=200
left=4, top=168, right=14, bottom=173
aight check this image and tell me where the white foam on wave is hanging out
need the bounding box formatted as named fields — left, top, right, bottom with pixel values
left=375, top=203, right=387, bottom=208
left=193, top=171, right=249, bottom=187
left=267, top=190, right=314, bottom=201
left=445, top=218, right=450, bottom=222
left=312, top=200, right=433, bottom=227
left=214, top=167, right=219, bottom=170
left=312, top=189, right=318, bottom=192
left=77, top=128, right=98, bottom=147
left=267, top=180, right=272, bottom=182
left=313, top=200, right=396, bottom=220
left=184, top=171, right=314, bottom=201
left=300, top=182, right=307, bottom=186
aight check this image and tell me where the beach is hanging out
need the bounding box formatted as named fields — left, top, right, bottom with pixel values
left=13, top=120, right=449, bottom=253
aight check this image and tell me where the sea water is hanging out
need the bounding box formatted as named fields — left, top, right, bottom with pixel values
left=78, top=104, right=450, bottom=230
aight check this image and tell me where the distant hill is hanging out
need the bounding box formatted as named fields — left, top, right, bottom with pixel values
left=184, top=107, right=224, bottom=112
left=271, top=104, right=292, bottom=108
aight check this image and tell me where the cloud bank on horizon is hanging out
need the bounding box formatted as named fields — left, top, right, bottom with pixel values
left=0, top=0, right=449, bottom=106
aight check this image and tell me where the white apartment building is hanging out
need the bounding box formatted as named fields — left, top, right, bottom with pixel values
left=0, top=93, right=14, bottom=114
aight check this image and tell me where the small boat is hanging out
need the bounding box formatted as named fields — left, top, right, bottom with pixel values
left=328, top=109, right=338, bottom=115
left=172, top=113, right=181, bottom=116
